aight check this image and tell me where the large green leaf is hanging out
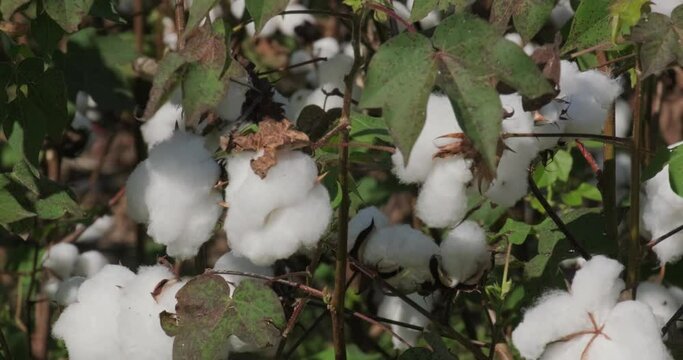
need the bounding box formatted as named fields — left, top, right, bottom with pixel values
left=631, top=6, right=683, bottom=77
left=0, top=189, right=34, bottom=225
left=6, top=96, right=47, bottom=167
left=437, top=56, right=501, bottom=172
left=669, top=145, right=683, bottom=198
left=44, top=0, right=95, bottom=32
left=184, top=0, right=219, bottom=35
left=162, top=275, right=284, bottom=359
left=409, top=0, right=440, bottom=22
left=143, top=52, right=186, bottom=120
left=31, top=11, right=65, bottom=55
left=245, top=0, right=289, bottom=33
left=30, top=68, right=69, bottom=140
left=512, top=0, right=556, bottom=42
left=1, top=0, right=30, bottom=20
left=358, top=32, right=437, bottom=159
left=562, top=0, right=612, bottom=53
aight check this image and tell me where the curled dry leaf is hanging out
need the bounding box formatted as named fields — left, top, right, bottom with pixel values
left=232, top=118, right=310, bottom=178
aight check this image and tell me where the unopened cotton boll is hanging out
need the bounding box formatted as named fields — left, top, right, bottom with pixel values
left=76, top=215, right=114, bottom=243
left=392, top=94, right=463, bottom=184
left=361, top=224, right=438, bottom=293
left=347, top=206, right=390, bottom=251
left=73, top=251, right=109, bottom=277
left=118, top=265, right=177, bottom=360
left=651, top=0, right=683, bottom=17
left=415, top=157, right=472, bottom=228
left=377, top=293, right=433, bottom=350
left=54, top=277, right=86, bottom=306
left=224, top=150, right=332, bottom=265
left=636, top=282, right=681, bottom=328
left=53, top=265, right=135, bottom=360
left=141, top=89, right=184, bottom=149
left=642, top=165, right=683, bottom=264
left=438, top=221, right=490, bottom=287
left=213, top=251, right=274, bottom=293
left=43, top=243, right=79, bottom=279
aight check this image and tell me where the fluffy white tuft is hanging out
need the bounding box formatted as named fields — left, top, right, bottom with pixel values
left=636, top=281, right=681, bottom=328
left=347, top=206, right=390, bottom=252
left=439, top=220, right=490, bottom=286
left=415, top=157, right=472, bottom=228
left=43, top=243, right=79, bottom=279
left=141, top=89, right=183, bottom=149
left=76, top=215, right=114, bottom=243
left=377, top=293, right=433, bottom=350
left=642, top=165, right=683, bottom=263
left=73, top=251, right=109, bottom=278
left=54, top=277, right=86, bottom=306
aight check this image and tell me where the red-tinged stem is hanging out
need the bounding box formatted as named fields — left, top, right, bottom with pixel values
left=575, top=140, right=601, bottom=176
left=367, top=3, right=416, bottom=33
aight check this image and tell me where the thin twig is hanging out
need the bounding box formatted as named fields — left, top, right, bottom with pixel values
left=647, top=223, right=683, bottom=248
left=0, top=325, right=12, bottom=360
left=25, top=241, right=39, bottom=357
left=283, top=311, right=327, bottom=359
left=528, top=173, right=592, bottom=259
left=627, top=58, right=644, bottom=295
left=174, top=0, right=185, bottom=50
left=133, top=0, right=144, bottom=53
left=662, top=304, right=683, bottom=336
left=501, top=132, right=631, bottom=147
left=275, top=298, right=309, bottom=358
left=570, top=42, right=612, bottom=58
left=209, top=270, right=324, bottom=298
left=257, top=57, right=328, bottom=76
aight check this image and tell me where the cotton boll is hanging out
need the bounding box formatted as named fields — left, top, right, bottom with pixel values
left=118, top=265, right=177, bottom=360
left=551, top=0, right=574, bottom=28
left=438, top=221, right=490, bottom=287
left=392, top=94, right=463, bottom=184
left=377, top=293, right=433, bottom=350
left=308, top=54, right=354, bottom=88
left=615, top=99, right=632, bottom=138
left=312, top=37, right=340, bottom=59
left=636, top=282, right=680, bottom=328
left=43, top=243, right=79, bottom=279
left=391, top=1, right=412, bottom=32
left=415, top=157, right=472, bottom=228
left=44, top=277, right=61, bottom=300
left=53, top=265, right=135, bottom=360
left=651, top=0, right=683, bottom=17
left=347, top=207, right=390, bottom=251
left=279, top=4, right=316, bottom=36
left=214, top=251, right=274, bottom=292
left=287, top=89, right=313, bottom=120
left=216, top=78, right=250, bottom=123
left=642, top=166, right=683, bottom=264
left=125, top=161, right=151, bottom=223
left=54, top=277, right=86, bottom=306
left=513, top=291, right=590, bottom=360
left=259, top=15, right=283, bottom=37
left=289, top=49, right=314, bottom=75
left=305, top=85, right=344, bottom=112
left=670, top=285, right=683, bottom=304
left=230, top=0, right=245, bottom=18
left=76, top=215, right=113, bottom=243
left=141, top=90, right=184, bottom=149
left=144, top=132, right=223, bottom=259
left=570, top=255, right=624, bottom=314
left=361, top=225, right=439, bottom=293
left=73, top=251, right=109, bottom=278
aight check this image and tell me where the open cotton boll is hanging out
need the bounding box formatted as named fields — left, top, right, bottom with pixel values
left=415, top=157, right=472, bottom=228
left=73, top=251, right=109, bottom=277
left=141, top=89, right=184, bottom=149
left=636, top=282, right=681, bottom=328
left=118, top=265, right=177, bottom=360
left=550, top=0, right=574, bottom=28
left=642, top=165, right=683, bottom=264
left=615, top=99, right=632, bottom=138
left=54, top=277, right=85, bottom=306
left=216, top=78, right=250, bottom=123
left=142, top=132, right=222, bottom=259
left=43, top=243, right=79, bottom=279
left=651, top=0, right=683, bottom=16
left=570, top=255, right=624, bottom=314
left=377, top=293, right=433, bottom=350
left=347, top=206, right=390, bottom=251
left=392, top=94, right=463, bottom=184
left=439, top=221, right=490, bottom=286
left=44, top=277, right=61, bottom=299
left=213, top=251, right=274, bottom=293
left=77, top=215, right=113, bottom=243
left=361, top=225, right=439, bottom=293
left=307, top=54, right=354, bottom=88
left=279, top=3, right=316, bottom=36
left=126, top=161, right=151, bottom=223
left=289, top=49, right=314, bottom=75
left=53, top=265, right=135, bottom=360
left=312, top=37, right=340, bottom=59
left=305, top=85, right=344, bottom=112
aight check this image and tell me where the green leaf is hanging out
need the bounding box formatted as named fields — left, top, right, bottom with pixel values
left=610, top=0, right=649, bottom=40
left=489, top=0, right=514, bottom=33
left=437, top=56, right=501, bottom=172
left=669, top=145, right=683, bottom=197
left=30, top=68, right=69, bottom=139
left=410, top=0, right=440, bottom=22
left=10, top=160, right=39, bottom=194
left=245, top=0, right=289, bottom=33
left=6, top=96, right=47, bottom=167
left=297, top=105, right=338, bottom=142
left=31, top=11, right=65, bottom=55
left=498, top=218, right=532, bottom=245
left=1, top=0, right=30, bottom=20
left=35, top=190, right=81, bottom=220
left=562, top=0, right=611, bottom=53
left=631, top=7, right=683, bottom=77
left=143, top=53, right=187, bottom=120
left=184, top=0, right=219, bottom=35
left=533, top=149, right=572, bottom=186
left=512, top=0, right=556, bottom=43
left=0, top=189, right=35, bottom=225
left=89, top=0, right=126, bottom=23
left=358, top=32, right=437, bottom=159
left=166, top=275, right=285, bottom=359
left=44, top=0, right=95, bottom=32
left=643, top=146, right=670, bottom=181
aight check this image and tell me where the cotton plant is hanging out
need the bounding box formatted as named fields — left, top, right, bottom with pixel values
left=223, top=149, right=332, bottom=265
left=512, top=256, right=672, bottom=360
left=391, top=94, right=473, bottom=228
left=126, top=131, right=223, bottom=260
left=42, top=243, right=110, bottom=306
left=53, top=264, right=184, bottom=360
left=642, top=164, right=683, bottom=264
left=377, top=292, right=434, bottom=350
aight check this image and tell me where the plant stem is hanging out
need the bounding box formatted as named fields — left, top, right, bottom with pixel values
left=174, top=0, right=185, bottom=50
left=330, top=12, right=362, bottom=359
left=627, top=60, right=644, bottom=295
left=647, top=223, right=683, bottom=247
left=0, top=325, right=12, bottom=360
left=133, top=0, right=144, bottom=53
left=501, top=132, right=631, bottom=147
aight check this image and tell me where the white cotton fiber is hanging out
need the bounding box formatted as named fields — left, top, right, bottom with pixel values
left=615, top=99, right=631, bottom=138
left=642, top=165, right=683, bottom=264
left=289, top=49, right=314, bottom=75
left=670, top=285, right=683, bottom=304
left=312, top=38, right=340, bottom=59
left=305, top=85, right=344, bottom=112
left=76, top=215, right=113, bottom=243
left=286, top=89, right=313, bottom=120
left=141, top=89, right=184, bottom=149
left=570, top=255, right=624, bottom=314
left=392, top=94, right=463, bottom=184
left=125, top=160, right=151, bottom=223
left=43, top=243, right=79, bottom=279
left=118, top=265, right=177, bottom=360
left=636, top=282, right=681, bottom=328
left=216, top=76, right=250, bottom=124
left=54, top=277, right=85, bottom=306
left=127, top=132, right=223, bottom=259
left=651, top=0, right=683, bottom=17
left=73, top=251, right=109, bottom=278
left=347, top=206, right=390, bottom=251
left=307, top=54, right=353, bottom=88
left=44, top=277, right=60, bottom=300
left=541, top=60, right=622, bottom=135
left=487, top=94, right=540, bottom=206
left=224, top=150, right=332, bottom=265
left=361, top=224, right=439, bottom=293
left=230, top=0, right=245, bottom=18
left=279, top=3, right=316, bottom=36
left=214, top=251, right=274, bottom=293
left=377, top=293, right=433, bottom=350
left=438, top=221, right=490, bottom=287
left=415, top=157, right=472, bottom=228
left=53, top=265, right=135, bottom=360
left=550, top=0, right=574, bottom=28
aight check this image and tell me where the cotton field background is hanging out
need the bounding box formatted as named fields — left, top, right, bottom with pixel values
left=1, top=0, right=683, bottom=359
